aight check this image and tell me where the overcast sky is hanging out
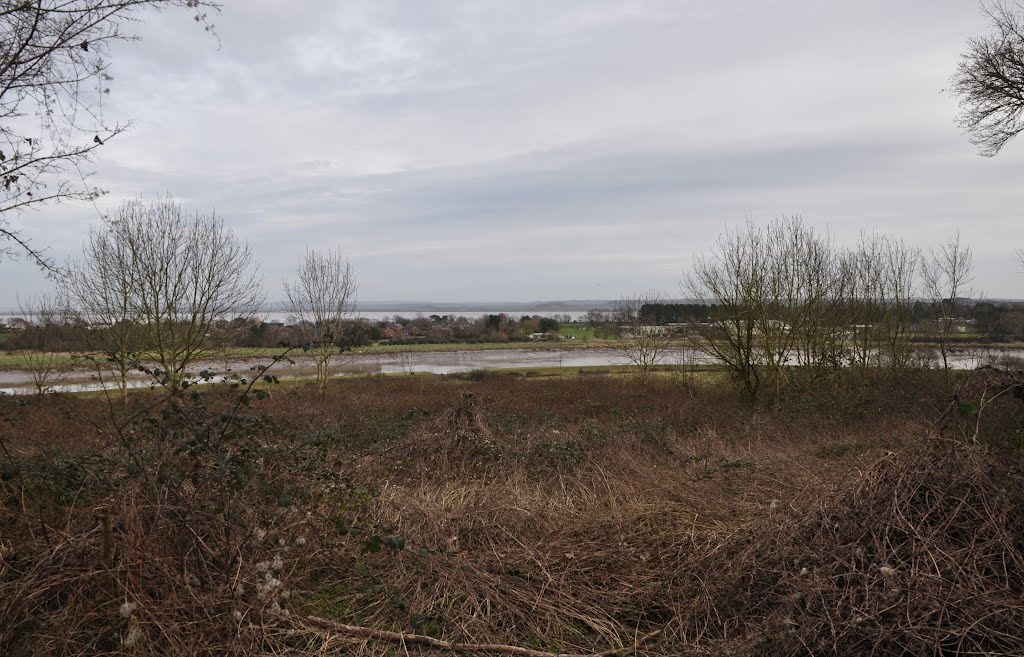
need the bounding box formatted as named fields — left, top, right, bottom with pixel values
left=1, top=0, right=1022, bottom=309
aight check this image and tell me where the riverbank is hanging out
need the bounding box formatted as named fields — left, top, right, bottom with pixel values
left=0, top=346, right=709, bottom=394
left=2, top=341, right=1022, bottom=394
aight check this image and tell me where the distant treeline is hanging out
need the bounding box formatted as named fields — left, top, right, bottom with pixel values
left=622, top=301, right=1024, bottom=341
left=0, top=312, right=580, bottom=352
left=3, top=300, right=1023, bottom=354
left=638, top=303, right=712, bottom=324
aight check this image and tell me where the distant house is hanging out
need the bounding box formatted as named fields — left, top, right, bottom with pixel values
left=383, top=323, right=406, bottom=340
left=623, top=325, right=668, bottom=338
left=265, top=323, right=294, bottom=344
left=666, top=322, right=700, bottom=335
left=409, top=318, right=432, bottom=336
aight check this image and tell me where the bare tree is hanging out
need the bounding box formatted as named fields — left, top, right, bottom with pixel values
left=62, top=209, right=144, bottom=400
left=16, top=291, right=72, bottom=393
left=0, top=0, right=218, bottom=267
left=611, top=291, right=673, bottom=385
left=99, top=196, right=262, bottom=390
left=685, top=218, right=852, bottom=399
left=284, top=247, right=357, bottom=398
left=922, top=232, right=974, bottom=380
left=877, top=235, right=920, bottom=369
left=952, top=1, right=1024, bottom=156
left=684, top=225, right=763, bottom=398
left=782, top=220, right=849, bottom=374
left=846, top=232, right=887, bottom=369
left=770, top=219, right=847, bottom=372
left=757, top=217, right=849, bottom=388
left=684, top=219, right=936, bottom=398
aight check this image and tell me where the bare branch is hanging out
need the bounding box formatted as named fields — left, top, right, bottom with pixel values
left=952, top=1, right=1024, bottom=155
left=0, top=1, right=220, bottom=262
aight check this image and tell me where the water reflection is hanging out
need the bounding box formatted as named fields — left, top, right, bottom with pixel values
left=1, top=346, right=1020, bottom=395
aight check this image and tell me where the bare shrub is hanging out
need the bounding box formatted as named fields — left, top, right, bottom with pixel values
left=15, top=292, right=72, bottom=393
left=611, top=291, right=673, bottom=385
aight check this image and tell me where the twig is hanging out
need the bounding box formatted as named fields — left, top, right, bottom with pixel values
left=301, top=615, right=662, bottom=657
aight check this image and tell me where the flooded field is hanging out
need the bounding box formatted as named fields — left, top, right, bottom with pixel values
left=0, top=347, right=704, bottom=394
left=0, top=345, right=1019, bottom=395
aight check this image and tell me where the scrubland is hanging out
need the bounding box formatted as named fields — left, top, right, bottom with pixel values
left=1, top=368, right=1022, bottom=656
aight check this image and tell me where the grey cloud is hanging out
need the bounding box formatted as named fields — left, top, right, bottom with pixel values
left=2, top=0, right=1022, bottom=307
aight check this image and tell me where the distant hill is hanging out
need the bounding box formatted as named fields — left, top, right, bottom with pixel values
left=261, top=300, right=621, bottom=313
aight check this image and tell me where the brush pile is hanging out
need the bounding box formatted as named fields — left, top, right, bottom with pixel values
left=390, top=391, right=502, bottom=475
left=683, top=438, right=1024, bottom=656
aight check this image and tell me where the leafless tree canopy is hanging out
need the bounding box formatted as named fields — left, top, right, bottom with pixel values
left=875, top=235, right=919, bottom=369
left=921, top=232, right=974, bottom=379
left=284, top=247, right=358, bottom=397
left=91, top=196, right=262, bottom=390
left=952, top=1, right=1024, bottom=156
left=15, top=290, right=72, bottom=393
left=683, top=218, right=941, bottom=400
left=683, top=217, right=853, bottom=398
left=0, top=0, right=218, bottom=267
left=63, top=211, right=144, bottom=397
left=611, top=291, right=672, bottom=385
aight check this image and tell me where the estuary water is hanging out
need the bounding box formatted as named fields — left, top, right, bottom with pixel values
left=0, top=347, right=705, bottom=394
left=0, top=345, right=1019, bottom=395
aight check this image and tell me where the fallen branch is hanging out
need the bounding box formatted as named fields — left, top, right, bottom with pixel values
left=301, top=615, right=663, bottom=657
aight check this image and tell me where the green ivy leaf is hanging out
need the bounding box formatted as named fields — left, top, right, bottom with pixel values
left=956, top=399, right=979, bottom=416
left=361, top=535, right=384, bottom=554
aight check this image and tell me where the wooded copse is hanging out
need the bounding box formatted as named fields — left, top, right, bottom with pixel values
left=682, top=218, right=1008, bottom=398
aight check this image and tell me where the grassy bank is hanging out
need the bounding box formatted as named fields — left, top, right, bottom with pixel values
left=1, top=369, right=1022, bottom=656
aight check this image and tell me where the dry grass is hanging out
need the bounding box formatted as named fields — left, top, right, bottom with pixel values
left=1, top=368, right=1022, bottom=655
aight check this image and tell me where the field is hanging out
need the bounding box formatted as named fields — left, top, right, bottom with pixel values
left=1, top=368, right=1023, bottom=656
left=558, top=326, right=599, bottom=341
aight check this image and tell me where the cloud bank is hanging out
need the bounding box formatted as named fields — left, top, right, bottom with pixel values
left=1, top=0, right=1021, bottom=307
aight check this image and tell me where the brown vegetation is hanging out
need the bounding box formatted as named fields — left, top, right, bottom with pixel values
left=1, top=368, right=1022, bottom=655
